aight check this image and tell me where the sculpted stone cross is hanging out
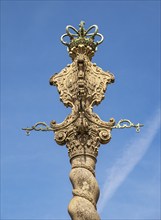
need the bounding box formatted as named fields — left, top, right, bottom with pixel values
left=23, top=22, right=143, bottom=220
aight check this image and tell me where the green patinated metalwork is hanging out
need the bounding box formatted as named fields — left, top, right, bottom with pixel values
left=60, top=21, right=104, bottom=48
left=112, top=119, right=144, bottom=132
left=22, top=119, right=144, bottom=136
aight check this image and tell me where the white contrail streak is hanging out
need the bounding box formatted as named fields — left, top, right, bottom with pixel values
left=98, top=108, right=160, bottom=214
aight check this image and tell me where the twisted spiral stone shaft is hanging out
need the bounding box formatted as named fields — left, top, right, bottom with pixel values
left=68, top=155, right=100, bottom=220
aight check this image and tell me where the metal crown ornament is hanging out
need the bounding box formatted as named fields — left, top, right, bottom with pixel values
left=61, top=21, right=104, bottom=60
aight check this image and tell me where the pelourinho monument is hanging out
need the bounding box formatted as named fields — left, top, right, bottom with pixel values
left=23, top=21, right=143, bottom=220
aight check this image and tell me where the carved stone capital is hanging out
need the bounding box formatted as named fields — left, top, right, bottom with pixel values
left=51, top=111, right=114, bottom=160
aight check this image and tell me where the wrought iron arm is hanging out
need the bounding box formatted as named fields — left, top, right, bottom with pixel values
left=112, top=119, right=144, bottom=132
left=22, top=119, right=144, bottom=136
left=22, top=122, right=54, bottom=136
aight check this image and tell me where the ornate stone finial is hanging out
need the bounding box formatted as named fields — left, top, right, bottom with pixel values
left=60, top=21, right=104, bottom=60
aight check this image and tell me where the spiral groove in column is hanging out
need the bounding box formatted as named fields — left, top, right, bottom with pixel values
left=68, top=156, right=100, bottom=220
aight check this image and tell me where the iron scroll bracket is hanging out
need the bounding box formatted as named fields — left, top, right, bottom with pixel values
left=112, top=119, right=144, bottom=132
left=22, top=119, right=144, bottom=136
left=22, top=122, right=54, bottom=136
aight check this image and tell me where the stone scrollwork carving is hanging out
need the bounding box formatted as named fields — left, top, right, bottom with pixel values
left=49, top=54, right=114, bottom=113
left=49, top=39, right=116, bottom=160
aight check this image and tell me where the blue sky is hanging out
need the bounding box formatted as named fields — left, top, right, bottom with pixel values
left=1, top=1, right=160, bottom=220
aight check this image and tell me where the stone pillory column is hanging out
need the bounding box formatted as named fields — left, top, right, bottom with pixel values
left=49, top=21, right=114, bottom=219
left=22, top=21, right=143, bottom=220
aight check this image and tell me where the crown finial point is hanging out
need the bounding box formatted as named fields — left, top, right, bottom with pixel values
left=79, top=21, right=85, bottom=37
left=79, top=21, right=85, bottom=28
